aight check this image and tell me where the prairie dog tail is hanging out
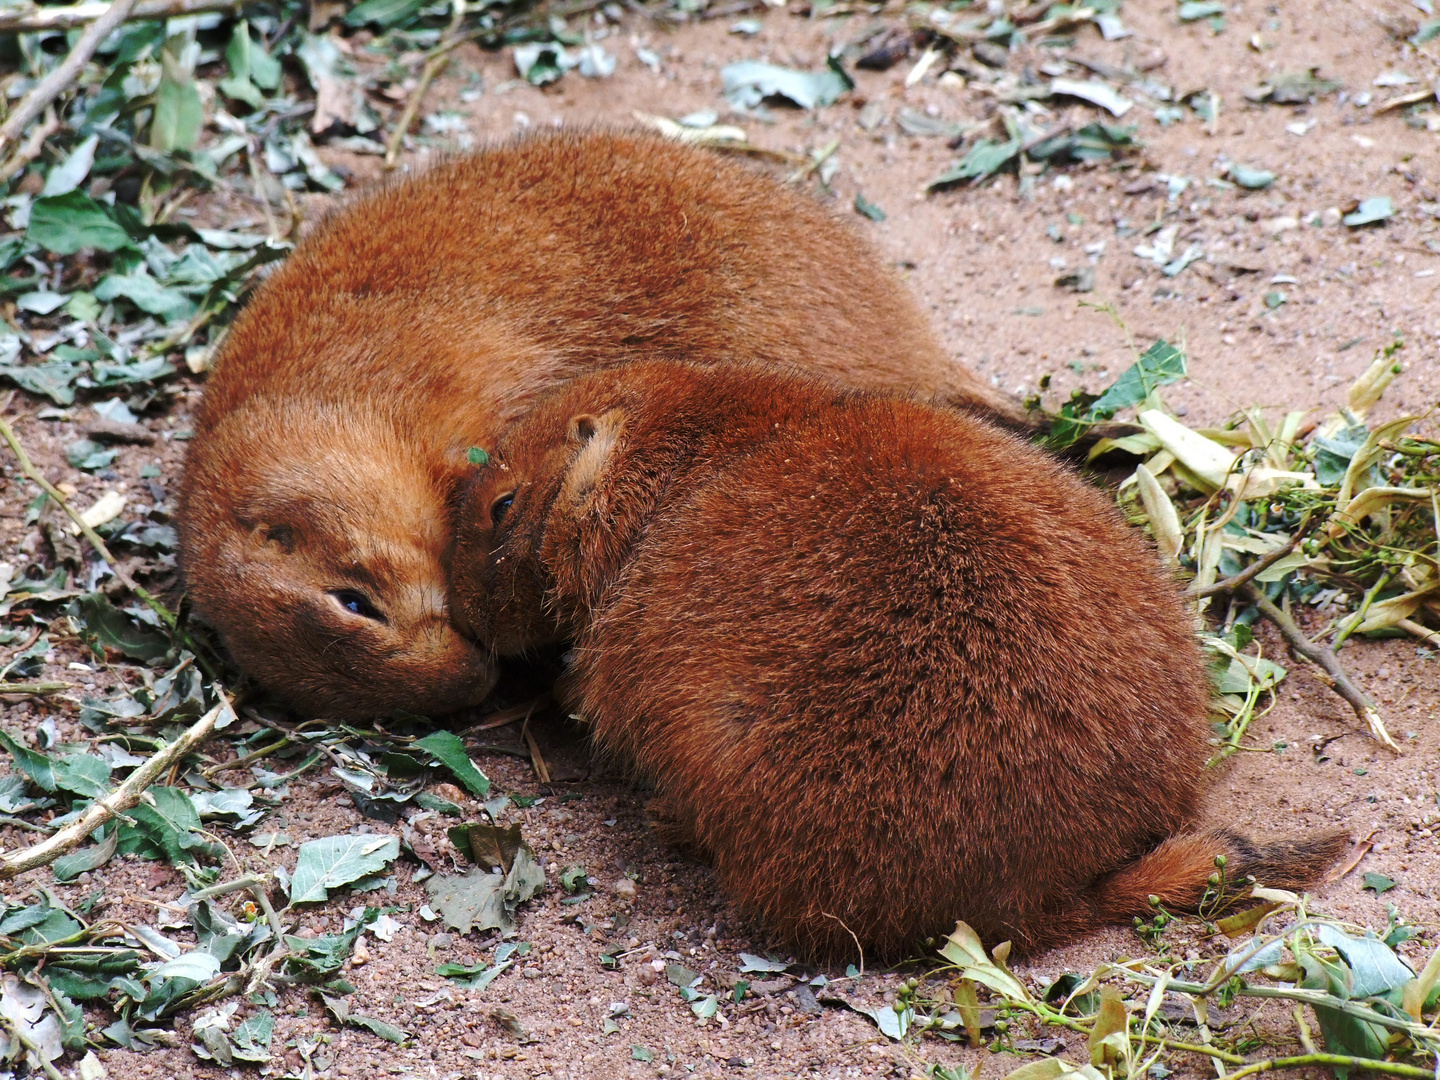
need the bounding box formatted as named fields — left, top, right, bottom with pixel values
left=1004, top=829, right=1350, bottom=953
left=1087, top=828, right=1352, bottom=924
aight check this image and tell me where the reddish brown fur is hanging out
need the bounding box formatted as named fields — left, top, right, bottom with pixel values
left=177, top=128, right=1027, bottom=719
left=451, top=361, right=1348, bottom=959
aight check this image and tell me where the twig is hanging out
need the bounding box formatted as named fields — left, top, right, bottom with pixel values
left=0, top=1012, right=65, bottom=1080
left=521, top=722, right=551, bottom=784
left=1224, top=1054, right=1434, bottom=1080
left=1239, top=582, right=1398, bottom=752
left=1120, top=971, right=1432, bottom=1042
left=0, top=0, right=238, bottom=32
left=0, top=415, right=219, bottom=678
left=0, top=682, right=70, bottom=696
left=383, top=0, right=468, bottom=169
left=0, top=698, right=227, bottom=879
left=786, top=138, right=840, bottom=184
left=1189, top=529, right=1305, bottom=599
left=0, top=106, right=58, bottom=185
left=820, top=911, right=864, bottom=977
left=464, top=694, right=551, bottom=733
left=0, top=0, right=140, bottom=156
left=201, top=733, right=293, bottom=779
left=1397, top=617, right=1440, bottom=650
left=187, top=873, right=269, bottom=902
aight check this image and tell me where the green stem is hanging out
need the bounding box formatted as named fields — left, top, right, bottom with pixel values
left=1331, top=569, right=1396, bottom=650
left=1225, top=1053, right=1436, bottom=1080
left=0, top=415, right=220, bottom=680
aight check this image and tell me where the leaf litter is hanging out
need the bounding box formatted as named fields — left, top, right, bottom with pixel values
left=0, top=0, right=1434, bottom=1074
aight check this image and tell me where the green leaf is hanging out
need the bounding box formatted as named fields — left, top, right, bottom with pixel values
left=52, top=752, right=111, bottom=800
left=1315, top=925, right=1415, bottom=996
left=322, top=994, right=409, bottom=1042
left=1178, top=1, right=1226, bottom=19
left=52, top=830, right=118, bottom=882
left=151, top=72, right=203, bottom=152
left=1362, top=872, right=1396, bottom=895
left=466, top=446, right=489, bottom=466
left=41, top=135, right=100, bottom=198
left=1296, top=942, right=1388, bottom=1061
left=938, top=921, right=1032, bottom=1002
left=414, top=731, right=490, bottom=799
left=0, top=728, right=58, bottom=791
left=66, top=439, right=118, bottom=471
left=344, top=0, right=424, bottom=27
left=231, top=1010, right=274, bottom=1063
left=118, top=785, right=216, bottom=865
left=927, top=138, right=1021, bottom=188
left=73, top=593, right=174, bottom=663
left=0, top=360, right=84, bottom=405
left=93, top=272, right=196, bottom=324
left=1227, top=163, right=1275, bottom=189
left=720, top=60, right=852, bottom=109
left=738, top=953, right=789, bottom=973
left=1088, top=340, right=1188, bottom=416
left=27, top=192, right=134, bottom=255
left=282, top=925, right=362, bottom=981
left=853, top=192, right=886, bottom=222
left=435, top=960, right=513, bottom=991
left=423, top=845, right=546, bottom=935
left=1343, top=197, right=1394, bottom=228
left=289, top=834, right=401, bottom=904
left=632, top=1044, right=655, bottom=1062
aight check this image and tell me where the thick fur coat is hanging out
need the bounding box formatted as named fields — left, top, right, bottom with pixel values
left=451, top=361, right=1348, bottom=958
left=178, top=129, right=1024, bottom=718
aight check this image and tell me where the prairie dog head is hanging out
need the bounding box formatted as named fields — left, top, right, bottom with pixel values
left=451, top=405, right=626, bottom=655
left=178, top=402, right=496, bottom=718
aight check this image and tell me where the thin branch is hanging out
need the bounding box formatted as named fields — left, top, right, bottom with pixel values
left=0, top=0, right=238, bottom=33
left=1397, top=617, right=1440, bottom=650
left=1190, top=529, right=1305, bottom=600
left=1239, top=582, right=1399, bottom=752
left=0, top=682, right=71, bottom=696
left=0, top=0, right=140, bottom=155
left=383, top=0, right=468, bottom=169
left=0, top=697, right=227, bottom=880
left=0, top=416, right=219, bottom=677
left=0, top=106, right=58, bottom=185
left=1224, top=1054, right=1434, bottom=1080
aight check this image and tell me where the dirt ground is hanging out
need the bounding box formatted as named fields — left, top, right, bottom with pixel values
left=3, top=0, right=1440, bottom=1077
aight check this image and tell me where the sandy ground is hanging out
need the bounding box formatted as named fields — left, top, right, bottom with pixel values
left=3, top=0, right=1439, bottom=1077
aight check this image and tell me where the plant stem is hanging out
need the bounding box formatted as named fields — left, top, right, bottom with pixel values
left=0, top=698, right=227, bottom=879
left=1239, top=582, right=1398, bottom=751
left=0, top=0, right=140, bottom=154
left=0, top=414, right=220, bottom=679
left=0, top=0, right=238, bottom=32
left=1190, top=529, right=1306, bottom=600
left=383, top=0, right=468, bottom=169
left=1331, top=569, right=1396, bottom=651
left=0, top=682, right=70, bottom=696
left=1224, top=1054, right=1435, bottom=1080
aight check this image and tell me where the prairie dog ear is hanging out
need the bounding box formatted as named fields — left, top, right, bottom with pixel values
left=560, top=408, right=624, bottom=507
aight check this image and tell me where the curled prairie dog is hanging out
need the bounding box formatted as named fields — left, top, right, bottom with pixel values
left=451, top=361, right=1347, bottom=958
left=177, top=128, right=1026, bottom=719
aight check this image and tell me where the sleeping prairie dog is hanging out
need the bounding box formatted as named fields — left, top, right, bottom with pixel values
left=450, top=361, right=1348, bottom=958
left=177, top=128, right=1028, bottom=719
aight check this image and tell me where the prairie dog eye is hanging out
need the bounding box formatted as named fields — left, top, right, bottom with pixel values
left=490, top=492, right=515, bottom=527
left=329, top=589, right=386, bottom=623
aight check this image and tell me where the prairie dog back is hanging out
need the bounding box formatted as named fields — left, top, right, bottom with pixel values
left=452, top=361, right=1347, bottom=958
left=178, top=129, right=1025, bottom=718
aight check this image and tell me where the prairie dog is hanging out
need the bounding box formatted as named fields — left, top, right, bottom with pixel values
left=177, top=129, right=1026, bottom=718
left=450, top=361, right=1347, bottom=957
